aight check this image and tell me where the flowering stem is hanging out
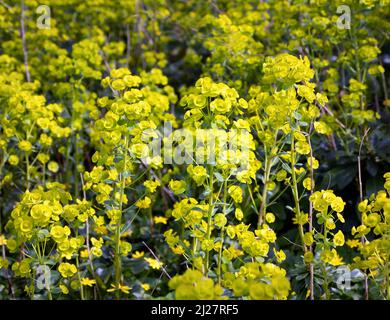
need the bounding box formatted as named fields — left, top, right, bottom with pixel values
left=1, top=239, right=15, bottom=299
left=381, top=66, right=388, bottom=101
left=290, top=133, right=306, bottom=253
left=259, top=156, right=271, bottom=228
left=20, top=0, right=31, bottom=82
left=308, top=131, right=315, bottom=300
left=217, top=226, right=224, bottom=285
left=385, top=260, right=389, bottom=299
left=33, top=243, right=53, bottom=300
left=30, top=268, right=36, bottom=299
left=75, top=256, right=85, bottom=300
left=114, top=136, right=128, bottom=298
left=80, top=173, right=99, bottom=299
left=358, top=129, right=370, bottom=300
left=192, top=237, right=198, bottom=261
left=148, top=206, right=154, bottom=235
left=321, top=226, right=331, bottom=300
left=204, top=166, right=214, bottom=275
left=25, top=154, right=30, bottom=191
left=320, top=263, right=330, bottom=300
left=217, top=178, right=228, bottom=285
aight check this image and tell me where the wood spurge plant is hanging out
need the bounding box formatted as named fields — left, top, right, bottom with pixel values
left=0, top=0, right=389, bottom=300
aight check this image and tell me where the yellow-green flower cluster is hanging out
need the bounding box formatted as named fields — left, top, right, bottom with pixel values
left=224, top=262, right=290, bottom=300
left=350, top=173, right=390, bottom=298
left=169, top=269, right=225, bottom=300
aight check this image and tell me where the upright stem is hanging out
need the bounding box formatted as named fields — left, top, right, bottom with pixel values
left=358, top=129, right=370, bottom=300
left=125, top=24, right=131, bottom=68
left=26, top=154, right=30, bottom=191
left=114, top=136, right=128, bottom=298
left=308, top=132, right=315, bottom=300
left=385, top=259, right=389, bottom=299
left=75, top=256, right=85, bottom=300
left=1, top=239, right=15, bottom=299
left=381, top=67, right=388, bottom=101
left=321, top=263, right=330, bottom=300
left=217, top=178, right=228, bottom=285
left=20, top=0, right=31, bottom=82
left=322, top=227, right=331, bottom=300
left=259, top=156, right=271, bottom=228
left=148, top=206, right=154, bottom=235
left=204, top=167, right=214, bottom=274
left=74, top=135, right=80, bottom=199
left=290, top=133, right=306, bottom=253
left=80, top=173, right=99, bottom=299
left=35, top=243, right=53, bottom=300
left=47, top=286, right=53, bottom=300
left=30, top=268, right=36, bottom=299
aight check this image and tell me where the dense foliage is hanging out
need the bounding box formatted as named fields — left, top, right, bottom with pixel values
left=0, top=0, right=389, bottom=300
